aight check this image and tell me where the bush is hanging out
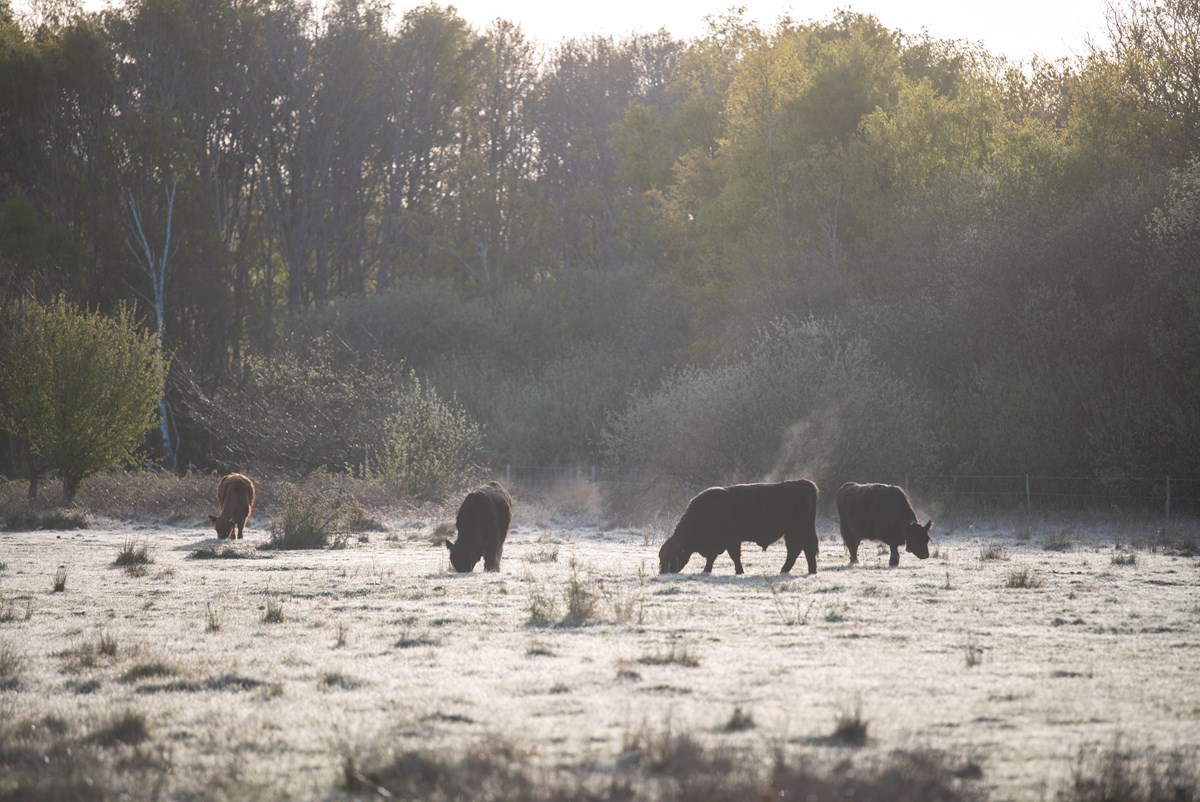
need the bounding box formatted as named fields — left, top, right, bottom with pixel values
left=179, top=335, right=405, bottom=475
left=263, top=483, right=350, bottom=550
left=365, top=374, right=483, bottom=500
left=0, top=297, right=166, bottom=502
left=603, top=317, right=939, bottom=483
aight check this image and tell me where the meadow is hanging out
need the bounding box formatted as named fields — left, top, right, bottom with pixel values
left=1, top=483, right=1198, bottom=801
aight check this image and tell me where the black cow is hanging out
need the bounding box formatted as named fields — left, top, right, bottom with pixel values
left=836, top=482, right=931, bottom=567
left=445, top=481, right=512, bottom=573
left=659, top=480, right=819, bottom=575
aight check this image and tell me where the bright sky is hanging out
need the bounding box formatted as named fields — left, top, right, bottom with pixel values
left=425, top=0, right=1112, bottom=62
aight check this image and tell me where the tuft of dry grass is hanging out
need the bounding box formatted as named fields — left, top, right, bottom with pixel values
left=1043, top=531, right=1074, bottom=552
left=263, top=600, right=284, bottom=624
left=1005, top=567, right=1044, bottom=589
left=113, top=539, right=153, bottom=568
left=51, top=566, right=67, bottom=592
left=638, top=642, right=700, bottom=668
left=0, top=595, right=32, bottom=623
left=979, top=544, right=1008, bottom=561
left=205, top=603, right=222, bottom=633
left=722, top=706, right=755, bottom=733
left=89, top=710, right=151, bottom=747
left=0, top=641, right=23, bottom=690
left=831, top=703, right=870, bottom=746
left=1062, top=739, right=1200, bottom=802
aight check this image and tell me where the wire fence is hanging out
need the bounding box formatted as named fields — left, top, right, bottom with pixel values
left=489, top=465, right=1199, bottom=522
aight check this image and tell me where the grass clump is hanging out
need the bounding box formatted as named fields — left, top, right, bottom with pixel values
left=1005, top=567, right=1044, bottom=589
left=979, top=544, right=1008, bottom=561
left=830, top=703, right=870, bottom=746
left=527, top=561, right=635, bottom=628
left=637, top=642, right=700, bottom=668
left=1112, top=552, right=1137, bottom=566
left=263, top=483, right=350, bottom=550
left=0, top=595, right=32, bottom=623
left=763, top=575, right=814, bottom=626
left=88, top=710, right=150, bottom=747
left=189, top=545, right=253, bottom=560
left=722, top=706, right=755, bottom=732
left=113, top=540, right=153, bottom=568
left=1043, top=531, right=1074, bottom=552
left=1062, top=740, right=1200, bottom=802
left=119, top=660, right=177, bottom=684
left=51, top=566, right=67, bottom=592
left=0, top=641, right=23, bottom=690
left=263, top=600, right=284, bottom=623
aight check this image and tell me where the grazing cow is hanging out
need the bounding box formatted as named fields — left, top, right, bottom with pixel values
left=836, top=482, right=931, bottom=567
left=445, top=481, right=512, bottom=573
left=659, top=480, right=820, bottom=575
left=209, top=473, right=255, bottom=540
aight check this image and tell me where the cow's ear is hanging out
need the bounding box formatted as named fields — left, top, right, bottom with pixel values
left=923, top=521, right=932, bottom=534
left=444, top=538, right=453, bottom=550
left=208, top=515, right=218, bottom=524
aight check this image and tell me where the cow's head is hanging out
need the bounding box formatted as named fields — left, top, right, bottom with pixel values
left=904, top=520, right=932, bottom=559
left=658, top=538, right=692, bottom=574
left=209, top=514, right=234, bottom=540
left=444, top=537, right=478, bottom=573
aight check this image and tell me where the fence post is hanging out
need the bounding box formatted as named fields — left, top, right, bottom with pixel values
left=1165, top=475, right=1171, bottom=525
left=1025, top=474, right=1031, bottom=513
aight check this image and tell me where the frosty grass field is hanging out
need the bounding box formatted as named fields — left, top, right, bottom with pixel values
left=1, top=493, right=1198, bottom=800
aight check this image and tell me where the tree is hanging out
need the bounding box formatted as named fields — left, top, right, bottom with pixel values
left=0, top=296, right=166, bottom=502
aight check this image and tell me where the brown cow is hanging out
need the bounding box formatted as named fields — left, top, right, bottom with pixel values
left=445, top=481, right=512, bottom=573
left=659, top=480, right=820, bottom=575
left=209, top=473, right=255, bottom=540
left=836, top=482, right=931, bottom=567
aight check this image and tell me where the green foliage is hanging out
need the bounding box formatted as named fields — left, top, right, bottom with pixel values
left=365, top=374, right=483, bottom=500
left=0, top=297, right=166, bottom=502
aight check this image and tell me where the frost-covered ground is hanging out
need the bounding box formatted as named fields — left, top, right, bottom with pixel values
left=1, top=505, right=1198, bottom=800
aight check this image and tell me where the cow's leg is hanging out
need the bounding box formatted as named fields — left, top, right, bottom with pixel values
left=729, top=543, right=744, bottom=575
left=805, top=549, right=817, bottom=575
left=781, top=532, right=800, bottom=573
left=702, top=555, right=716, bottom=573
left=236, top=522, right=244, bottom=540
left=847, top=538, right=860, bottom=564
left=889, top=544, right=900, bottom=567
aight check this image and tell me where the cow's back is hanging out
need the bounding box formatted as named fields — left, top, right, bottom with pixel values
left=218, top=473, right=255, bottom=518
left=837, top=482, right=914, bottom=539
left=680, top=480, right=816, bottom=546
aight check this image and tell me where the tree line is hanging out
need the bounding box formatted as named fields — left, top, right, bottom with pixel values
left=1, top=0, right=1198, bottom=498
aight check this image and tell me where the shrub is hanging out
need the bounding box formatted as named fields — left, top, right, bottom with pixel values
left=0, top=297, right=166, bottom=502
left=603, top=318, right=938, bottom=483
left=263, top=483, right=350, bottom=550
left=365, top=374, right=483, bottom=500
left=178, top=335, right=407, bottom=475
